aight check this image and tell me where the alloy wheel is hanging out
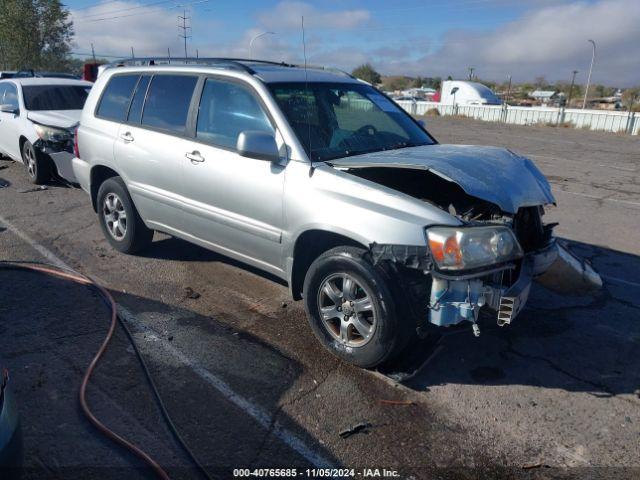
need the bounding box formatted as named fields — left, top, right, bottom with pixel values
left=24, top=145, right=37, bottom=178
left=103, top=193, right=127, bottom=241
left=317, top=273, right=376, bottom=347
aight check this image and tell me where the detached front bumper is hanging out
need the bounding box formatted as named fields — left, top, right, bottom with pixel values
left=34, top=139, right=77, bottom=183
left=428, top=239, right=558, bottom=328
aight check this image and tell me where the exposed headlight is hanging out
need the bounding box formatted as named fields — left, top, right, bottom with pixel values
left=34, top=124, right=73, bottom=143
left=426, top=226, right=523, bottom=271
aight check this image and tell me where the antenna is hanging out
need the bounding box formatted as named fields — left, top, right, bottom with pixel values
left=302, top=15, right=312, bottom=164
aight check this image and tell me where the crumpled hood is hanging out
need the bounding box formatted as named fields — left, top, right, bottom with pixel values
left=27, top=110, right=81, bottom=129
left=330, top=144, right=555, bottom=214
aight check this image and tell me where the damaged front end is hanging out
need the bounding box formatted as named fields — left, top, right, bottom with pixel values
left=32, top=122, right=77, bottom=183
left=358, top=158, right=560, bottom=335
left=372, top=217, right=558, bottom=336
left=339, top=145, right=601, bottom=335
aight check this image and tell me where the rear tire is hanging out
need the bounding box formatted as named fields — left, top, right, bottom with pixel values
left=22, top=141, right=50, bottom=185
left=97, top=176, right=153, bottom=254
left=303, top=246, right=410, bottom=368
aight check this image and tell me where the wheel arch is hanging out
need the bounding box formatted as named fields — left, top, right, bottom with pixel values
left=18, top=136, right=29, bottom=162
left=90, top=165, right=121, bottom=212
left=289, top=229, right=368, bottom=300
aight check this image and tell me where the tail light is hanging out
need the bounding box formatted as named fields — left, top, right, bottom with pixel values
left=73, top=126, right=80, bottom=158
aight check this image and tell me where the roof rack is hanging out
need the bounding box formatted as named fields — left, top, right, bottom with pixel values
left=106, top=57, right=295, bottom=74
left=105, top=57, right=355, bottom=78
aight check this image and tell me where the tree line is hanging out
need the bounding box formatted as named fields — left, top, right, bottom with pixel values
left=0, top=0, right=74, bottom=72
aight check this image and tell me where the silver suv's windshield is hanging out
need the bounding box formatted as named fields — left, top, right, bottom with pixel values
left=269, top=82, right=435, bottom=162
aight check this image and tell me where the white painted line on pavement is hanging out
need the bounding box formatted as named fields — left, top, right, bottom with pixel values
left=0, top=213, right=334, bottom=468
left=551, top=188, right=640, bottom=208
left=120, top=305, right=334, bottom=468
left=598, top=164, right=637, bottom=173
left=0, top=215, right=69, bottom=269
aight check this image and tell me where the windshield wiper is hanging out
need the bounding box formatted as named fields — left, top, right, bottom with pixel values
left=318, top=141, right=429, bottom=163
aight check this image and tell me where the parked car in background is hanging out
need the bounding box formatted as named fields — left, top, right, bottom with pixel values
left=392, top=95, right=421, bottom=102
left=0, top=367, right=22, bottom=479
left=0, top=77, right=92, bottom=184
left=13, top=70, right=81, bottom=80
left=73, top=60, right=558, bottom=368
left=0, top=72, right=16, bottom=80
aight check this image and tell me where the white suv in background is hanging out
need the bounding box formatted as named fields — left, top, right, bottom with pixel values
left=0, top=77, right=92, bottom=184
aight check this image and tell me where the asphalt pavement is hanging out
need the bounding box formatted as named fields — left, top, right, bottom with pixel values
left=0, top=117, right=639, bottom=479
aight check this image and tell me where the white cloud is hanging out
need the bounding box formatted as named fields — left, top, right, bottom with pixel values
left=376, top=0, right=640, bottom=86
left=71, top=2, right=193, bottom=58
left=257, top=1, right=370, bottom=31
left=70, top=0, right=640, bottom=86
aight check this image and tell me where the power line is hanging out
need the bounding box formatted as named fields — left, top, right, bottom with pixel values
left=75, top=6, right=173, bottom=23
left=75, top=0, right=208, bottom=24
left=74, top=0, right=174, bottom=19
left=72, top=0, right=124, bottom=12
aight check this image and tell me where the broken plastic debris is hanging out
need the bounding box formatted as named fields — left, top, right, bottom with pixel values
left=18, top=185, right=48, bottom=193
left=339, top=422, right=372, bottom=438
left=536, top=244, right=602, bottom=294
left=378, top=399, right=415, bottom=406
left=184, top=287, right=201, bottom=299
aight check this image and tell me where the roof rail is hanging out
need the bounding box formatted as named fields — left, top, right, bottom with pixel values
left=105, top=57, right=355, bottom=78
left=105, top=57, right=296, bottom=74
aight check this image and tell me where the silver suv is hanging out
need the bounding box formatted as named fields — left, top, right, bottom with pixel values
left=73, top=59, right=558, bottom=367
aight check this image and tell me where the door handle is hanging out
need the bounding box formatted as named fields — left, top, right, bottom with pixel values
left=185, top=151, right=205, bottom=163
left=120, top=131, right=134, bottom=142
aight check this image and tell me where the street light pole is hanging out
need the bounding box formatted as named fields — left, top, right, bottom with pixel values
left=582, top=39, right=596, bottom=109
left=249, top=31, right=275, bottom=59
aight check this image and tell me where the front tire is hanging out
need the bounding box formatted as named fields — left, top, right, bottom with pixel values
left=22, top=141, right=50, bottom=184
left=97, top=177, right=153, bottom=254
left=303, top=246, right=409, bottom=368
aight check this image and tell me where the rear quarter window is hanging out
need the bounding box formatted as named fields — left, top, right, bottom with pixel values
left=96, top=75, right=139, bottom=121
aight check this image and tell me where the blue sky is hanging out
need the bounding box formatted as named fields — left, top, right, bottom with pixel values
left=64, top=0, right=640, bottom=85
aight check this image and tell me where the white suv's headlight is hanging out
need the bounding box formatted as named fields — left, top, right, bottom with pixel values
left=426, top=226, right=523, bottom=271
left=34, top=124, right=73, bottom=143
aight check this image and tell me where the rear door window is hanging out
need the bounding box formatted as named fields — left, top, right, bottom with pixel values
left=96, top=75, right=139, bottom=121
left=141, top=75, right=198, bottom=134
left=196, top=78, right=273, bottom=149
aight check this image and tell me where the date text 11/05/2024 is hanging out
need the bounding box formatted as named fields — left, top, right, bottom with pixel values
left=232, top=468, right=401, bottom=478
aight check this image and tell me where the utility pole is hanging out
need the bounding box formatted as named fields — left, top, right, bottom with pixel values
left=582, top=39, right=596, bottom=109
left=91, top=43, right=97, bottom=63
left=568, top=70, right=578, bottom=108
left=505, top=75, right=512, bottom=105
left=167, top=48, right=171, bottom=64
left=130, top=47, right=135, bottom=59
left=178, top=8, right=192, bottom=60
left=468, top=67, right=475, bottom=80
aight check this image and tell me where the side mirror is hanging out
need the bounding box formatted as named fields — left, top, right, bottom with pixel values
left=237, top=130, right=279, bottom=162
left=0, top=104, right=18, bottom=115
left=450, top=87, right=459, bottom=95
